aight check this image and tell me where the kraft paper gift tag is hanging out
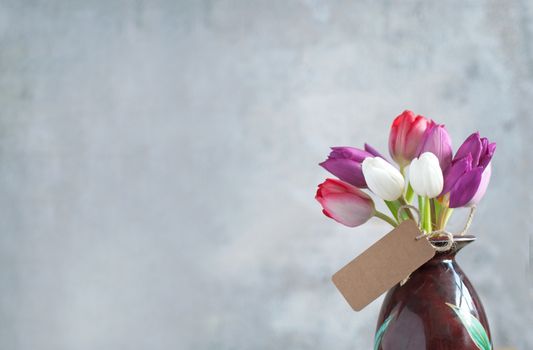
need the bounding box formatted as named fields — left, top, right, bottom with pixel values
left=332, top=219, right=435, bottom=311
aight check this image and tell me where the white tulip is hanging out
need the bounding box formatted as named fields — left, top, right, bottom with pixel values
left=409, top=152, right=443, bottom=198
left=362, top=157, right=405, bottom=201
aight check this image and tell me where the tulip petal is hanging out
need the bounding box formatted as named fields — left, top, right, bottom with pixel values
left=404, top=116, right=435, bottom=160
left=455, top=132, right=482, bottom=166
left=320, top=193, right=374, bottom=227
left=316, top=178, right=368, bottom=197
left=320, top=147, right=373, bottom=188
left=417, top=124, right=453, bottom=171
left=467, top=163, right=492, bottom=206
left=364, top=143, right=386, bottom=159
left=480, top=137, right=489, bottom=156
left=389, top=110, right=434, bottom=168
left=479, top=142, right=496, bottom=169
left=315, top=178, right=375, bottom=227
left=362, top=157, right=405, bottom=201
left=409, top=152, right=443, bottom=198
left=316, top=178, right=347, bottom=196
left=320, top=159, right=366, bottom=188
left=448, top=167, right=483, bottom=208
left=389, top=110, right=416, bottom=164
left=441, top=154, right=472, bottom=196
left=487, top=142, right=496, bottom=157
left=330, top=147, right=370, bottom=162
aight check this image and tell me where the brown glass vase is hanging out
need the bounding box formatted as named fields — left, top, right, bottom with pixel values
left=374, top=235, right=492, bottom=350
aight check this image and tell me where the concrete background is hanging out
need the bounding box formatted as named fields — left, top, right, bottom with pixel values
left=0, top=0, right=532, bottom=349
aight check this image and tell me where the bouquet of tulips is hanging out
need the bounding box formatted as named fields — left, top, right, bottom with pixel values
left=315, top=110, right=496, bottom=234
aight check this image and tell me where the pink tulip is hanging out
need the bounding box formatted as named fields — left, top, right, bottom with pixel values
left=416, top=124, right=453, bottom=171
left=389, top=110, right=435, bottom=169
left=315, top=178, right=375, bottom=227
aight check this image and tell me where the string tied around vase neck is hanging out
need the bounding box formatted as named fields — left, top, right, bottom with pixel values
left=396, top=205, right=477, bottom=253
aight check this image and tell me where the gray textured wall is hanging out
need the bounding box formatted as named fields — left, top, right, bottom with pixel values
left=0, top=1, right=532, bottom=349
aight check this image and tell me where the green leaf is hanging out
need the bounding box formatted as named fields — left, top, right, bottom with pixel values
left=446, top=303, right=492, bottom=350
left=374, top=313, right=394, bottom=350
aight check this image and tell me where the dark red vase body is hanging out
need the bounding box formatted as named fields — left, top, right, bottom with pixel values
left=375, top=236, right=492, bottom=350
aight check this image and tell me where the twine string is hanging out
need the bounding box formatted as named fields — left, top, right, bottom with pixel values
left=397, top=204, right=477, bottom=252
left=397, top=205, right=421, bottom=226
left=420, top=230, right=455, bottom=252
left=458, top=206, right=476, bottom=236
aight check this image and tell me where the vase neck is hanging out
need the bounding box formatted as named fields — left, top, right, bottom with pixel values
left=428, top=235, right=476, bottom=261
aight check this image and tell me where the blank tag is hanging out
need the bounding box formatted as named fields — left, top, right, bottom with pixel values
left=332, top=220, right=435, bottom=311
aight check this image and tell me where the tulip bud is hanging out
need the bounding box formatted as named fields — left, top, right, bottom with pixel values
left=409, top=152, right=444, bottom=198
left=315, top=178, right=375, bottom=227
left=416, top=124, right=453, bottom=171
left=362, top=157, right=405, bottom=201
left=389, top=110, right=435, bottom=169
left=319, top=147, right=373, bottom=188
left=442, top=132, right=496, bottom=208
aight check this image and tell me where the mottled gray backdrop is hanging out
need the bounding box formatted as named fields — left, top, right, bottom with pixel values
left=0, top=1, right=532, bottom=349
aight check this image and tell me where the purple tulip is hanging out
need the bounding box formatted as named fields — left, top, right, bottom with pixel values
left=319, top=144, right=384, bottom=188
left=416, top=124, right=453, bottom=170
left=441, top=132, right=496, bottom=208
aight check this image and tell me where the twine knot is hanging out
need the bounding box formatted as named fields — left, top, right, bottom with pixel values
left=397, top=205, right=477, bottom=253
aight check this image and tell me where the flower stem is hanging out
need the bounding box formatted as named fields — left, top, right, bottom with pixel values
left=385, top=199, right=411, bottom=222
left=424, top=196, right=432, bottom=233
left=430, top=199, right=437, bottom=230
left=405, top=183, right=415, bottom=204
left=385, top=200, right=400, bottom=221
left=398, top=197, right=414, bottom=221
left=442, top=207, right=454, bottom=229
left=434, top=199, right=443, bottom=228
left=418, top=195, right=424, bottom=229
left=374, top=210, right=398, bottom=227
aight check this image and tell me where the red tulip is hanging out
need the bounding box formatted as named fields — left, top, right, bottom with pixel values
left=389, top=110, right=435, bottom=169
left=315, top=178, right=375, bottom=227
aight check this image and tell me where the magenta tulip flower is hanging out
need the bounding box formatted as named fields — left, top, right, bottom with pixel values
left=319, top=144, right=384, bottom=188
left=389, top=110, right=436, bottom=169
left=416, top=123, right=453, bottom=170
left=315, top=178, right=375, bottom=227
left=441, top=132, right=496, bottom=208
